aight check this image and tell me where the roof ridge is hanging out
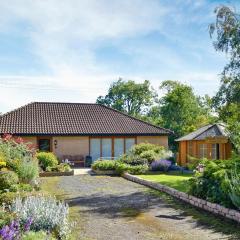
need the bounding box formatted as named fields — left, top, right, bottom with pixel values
left=1, top=102, right=35, bottom=117
left=192, top=124, right=215, bottom=140
left=98, top=104, right=173, bottom=134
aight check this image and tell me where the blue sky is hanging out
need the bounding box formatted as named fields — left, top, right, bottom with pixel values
left=0, top=0, right=238, bottom=112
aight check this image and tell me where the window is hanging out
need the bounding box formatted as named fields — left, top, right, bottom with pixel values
left=198, top=144, right=208, bottom=159
left=38, top=139, right=51, bottom=152
left=211, top=144, right=220, bottom=160
left=90, top=137, right=136, bottom=161
left=114, top=138, right=124, bottom=157
left=125, top=138, right=135, bottom=152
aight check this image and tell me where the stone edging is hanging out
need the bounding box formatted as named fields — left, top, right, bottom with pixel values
left=39, top=170, right=74, bottom=177
left=123, top=173, right=240, bottom=223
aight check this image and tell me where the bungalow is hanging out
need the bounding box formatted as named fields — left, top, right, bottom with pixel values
left=0, top=102, right=171, bottom=166
left=176, top=123, right=232, bottom=166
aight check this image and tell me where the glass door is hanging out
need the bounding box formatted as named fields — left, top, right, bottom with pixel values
left=102, top=138, right=112, bottom=158
left=114, top=138, right=124, bottom=158
left=90, top=138, right=101, bottom=162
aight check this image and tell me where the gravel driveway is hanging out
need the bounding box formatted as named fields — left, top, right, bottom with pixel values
left=56, top=174, right=239, bottom=240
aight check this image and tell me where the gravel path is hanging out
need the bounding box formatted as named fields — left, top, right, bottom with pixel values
left=57, top=174, right=237, bottom=240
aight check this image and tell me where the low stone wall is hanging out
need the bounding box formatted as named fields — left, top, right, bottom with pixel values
left=123, top=173, right=240, bottom=223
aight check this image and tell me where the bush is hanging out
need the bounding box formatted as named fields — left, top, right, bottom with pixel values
left=92, top=160, right=116, bottom=171
left=115, top=162, right=148, bottom=175
left=36, top=152, right=58, bottom=171
left=227, top=165, right=240, bottom=210
left=16, top=158, right=39, bottom=184
left=139, top=150, right=157, bottom=164
left=121, top=143, right=172, bottom=165
left=0, top=209, right=14, bottom=229
left=0, top=161, right=6, bottom=169
left=188, top=158, right=239, bottom=208
left=12, top=196, right=71, bottom=239
left=0, top=135, right=36, bottom=171
left=8, top=183, right=33, bottom=193
left=0, top=171, right=19, bottom=190
left=186, top=156, right=202, bottom=171
left=151, top=159, right=172, bottom=172
left=56, top=163, right=71, bottom=172
left=118, top=155, right=148, bottom=166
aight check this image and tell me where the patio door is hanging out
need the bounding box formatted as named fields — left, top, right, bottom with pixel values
left=90, top=138, right=101, bottom=162
left=102, top=138, right=112, bottom=159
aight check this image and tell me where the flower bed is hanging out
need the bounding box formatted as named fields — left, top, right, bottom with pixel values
left=39, top=170, right=74, bottom=177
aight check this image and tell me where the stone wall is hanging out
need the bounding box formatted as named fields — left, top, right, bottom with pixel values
left=123, top=173, right=240, bottom=223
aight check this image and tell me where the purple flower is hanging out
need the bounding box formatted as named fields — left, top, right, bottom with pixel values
left=151, top=159, right=172, bottom=172
left=24, top=217, right=33, bottom=232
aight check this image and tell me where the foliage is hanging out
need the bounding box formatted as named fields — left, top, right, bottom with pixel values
left=0, top=161, right=6, bottom=169
left=119, top=154, right=148, bottom=166
left=9, top=184, right=33, bottom=193
left=96, top=78, right=156, bottom=116
left=0, top=135, right=36, bottom=171
left=22, top=231, right=56, bottom=240
left=36, top=152, right=58, bottom=171
left=123, top=143, right=172, bottom=165
left=151, top=81, right=214, bottom=150
left=92, top=160, right=116, bottom=171
left=188, top=157, right=240, bottom=208
left=47, top=163, right=72, bottom=172
left=16, top=158, right=39, bottom=184
left=210, top=6, right=240, bottom=151
left=227, top=165, right=240, bottom=209
left=186, top=156, right=202, bottom=171
left=151, top=160, right=172, bottom=172
left=0, top=208, right=15, bottom=229
left=11, top=196, right=71, bottom=239
left=0, top=171, right=19, bottom=190
left=115, top=162, right=148, bottom=175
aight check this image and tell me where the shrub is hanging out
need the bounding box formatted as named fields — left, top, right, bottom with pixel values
left=36, top=152, right=58, bottom=171
left=186, top=156, right=202, bottom=171
left=56, top=163, right=71, bottom=172
left=0, top=171, right=19, bottom=190
left=16, top=158, right=39, bottom=184
left=115, top=162, right=148, bottom=175
left=188, top=158, right=238, bottom=208
left=227, top=166, right=240, bottom=209
left=0, top=135, right=36, bottom=171
left=0, top=161, right=6, bottom=169
left=11, top=196, right=71, bottom=239
left=92, top=160, right=116, bottom=171
left=139, top=150, right=157, bottom=164
left=0, top=209, right=15, bottom=229
left=151, top=159, right=172, bottom=172
left=122, top=143, right=173, bottom=165
left=118, top=155, right=148, bottom=166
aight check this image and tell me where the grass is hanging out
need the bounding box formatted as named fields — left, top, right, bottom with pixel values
left=138, top=171, right=193, bottom=192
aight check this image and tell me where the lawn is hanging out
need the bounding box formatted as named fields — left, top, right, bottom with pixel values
left=138, top=171, right=193, bottom=193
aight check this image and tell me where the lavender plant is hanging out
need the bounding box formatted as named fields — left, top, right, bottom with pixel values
left=151, top=159, right=172, bottom=172
left=11, top=196, right=71, bottom=239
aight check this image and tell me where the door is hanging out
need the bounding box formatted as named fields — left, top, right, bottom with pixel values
left=102, top=138, right=112, bottom=158
left=90, top=138, right=101, bottom=162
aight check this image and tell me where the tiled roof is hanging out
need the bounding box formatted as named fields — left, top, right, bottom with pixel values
left=175, top=123, right=229, bottom=141
left=0, top=102, right=171, bottom=136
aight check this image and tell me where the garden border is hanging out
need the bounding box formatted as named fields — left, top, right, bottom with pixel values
left=123, top=173, right=240, bottom=223
left=39, top=170, right=74, bottom=177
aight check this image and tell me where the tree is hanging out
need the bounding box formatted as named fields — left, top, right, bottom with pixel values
left=210, top=5, right=240, bottom=150
left=96, top=78, right=156, bottom=116
left=149, top=81, right=212, bottom=150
